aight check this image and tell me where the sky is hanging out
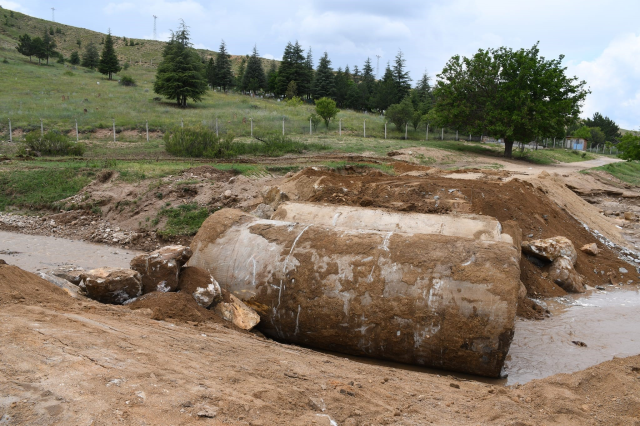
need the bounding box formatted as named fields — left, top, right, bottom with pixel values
left=3, top=0, right=640, bottom=130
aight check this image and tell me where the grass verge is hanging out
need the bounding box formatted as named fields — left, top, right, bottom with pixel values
left=590, top=161, right=640, bottom=186
left=156, top=203, right=211, bottom=237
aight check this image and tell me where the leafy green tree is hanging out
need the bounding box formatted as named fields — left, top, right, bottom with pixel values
left=41, top=30, right=57, bottom=65
left=205, top=57, right=216, bottom=88
left=49, top=26, right=54, bottom=36
left=584, top=112, right=621, bottom=142
left=69, top=51, right=80, bottom=65
left=589, top=127, right=606, bottom=147
left=98, top=31, right=121, bottom=79
left=153, top=21, right=208, bottom=107
left=617, top=132, right=640, bottom=160
left=215, top=40, right=234, bottom=92
left=411, top=111, right=423, bottom=130
left=315, top=97, right=339, bottom=128
left=241, top=46, right=266, bottom=93
left=285, top=80, right=297, bottom=99
left=434, top=43, right=589, bottom=157
left=16, top=34, right=34, bottom=61
left=31, top=37, right=45, bottom=65
left=386, top=97, right=415, bottom=130
left=82, top=43, right=100, bottom=69
left=266, top=60, right=278, bottom=95
left=312, top=52, right=335, bottom=99
left=573, top=126, right=591, bottom=140
left=392, top=50, right=411, bottom=103
left=76, top=39, right=81, bottom=48
left=276, top=41, right=307, bottom=97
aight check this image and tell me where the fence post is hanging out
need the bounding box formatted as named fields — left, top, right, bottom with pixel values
left=113, top=119, right=116, bottom=142
left=339, top=119, right=342, bottom=136
left=181, top=118, right=184, bottom=129
left=146, top=121, right=149, bottom=142
left=385, top=122, right=387, bottom=139
left=456, top=130, right=458, bottom=141
left=441, top=127, right=444, bottom=140
left=8, top=119, right=11, bottom=143
left=251, top=118, right=253, bottom=137
left=282, top=117, right=285, bottom=136
left=405, top=123, right=408, bottom=140
left=216, top=117, right=219, bottom=137
left=469, top=133, right=471, bottom=141
left=363, top=120, right=366, bottom=138
left=40, top=118, right=43, bottom=137
left=75, top=119, right=78, bottom=143
left=426, top=124, right=429, bottom=141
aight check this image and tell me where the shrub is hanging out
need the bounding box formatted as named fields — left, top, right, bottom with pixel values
left=315, top=97, right=339, bottom=128
left=286, top=96, right=303, bottom=107
left=123, top=62, right=130, bottom=70
left=308, top=113, right=321, bottom=131
left=119, top=75, right=136, bottom=86
left=23, top=130, right=86, bottom=156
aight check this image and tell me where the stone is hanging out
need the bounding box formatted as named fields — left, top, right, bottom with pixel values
left=50, top=266, right=85, bottom=285
left=548, top=257, right=585, bottom=293
left=130, top=245, right=192, bottom=294
left=624, top=212, right=636, bottom=221
left=262, top=186, right=290, bottom=209
left=79, top=267, right=142, bottom=304
left=580, top=243, right=599, bottom=256
left=188, top=208, right=521, bottom=377
left=619, top=267, right=628, bottom=274
left=251, top=203, right=275, bottom=220
left=37, top=272, right=85, bottom=299
left=518, top=281, right=527, bottom=300
left=178, top=266, right=222, bottom=308
left=521, top=236, right=577, bottom=265
left=213, top=290, right=260, bottom=330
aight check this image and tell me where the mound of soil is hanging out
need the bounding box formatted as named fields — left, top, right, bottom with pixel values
left=0, top=262, right=77, bottom=308
left=285, top=168, right=636, bottom=317
left=127, top=291, right=238, bottom=329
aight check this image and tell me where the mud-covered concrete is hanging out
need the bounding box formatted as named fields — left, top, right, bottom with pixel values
left=188, top=209, right=521, bottom=377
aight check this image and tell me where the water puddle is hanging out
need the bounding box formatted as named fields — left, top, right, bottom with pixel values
left=505, top=288, right=640, bottom=384
left=0, top=230, right=140, bottom=272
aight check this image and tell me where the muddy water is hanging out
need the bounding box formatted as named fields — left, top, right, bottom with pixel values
left=0, top=231, right=140, bottom=272
left=2, top=230, right=639, bottom=386
left=505, top=289, right=640, bottom=384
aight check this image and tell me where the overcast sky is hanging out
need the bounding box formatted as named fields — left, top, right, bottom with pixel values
left=3, top=0, right=640, bottom=129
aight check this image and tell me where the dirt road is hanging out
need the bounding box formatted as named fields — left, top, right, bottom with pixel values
left=492, top=156, right=623, bottom=178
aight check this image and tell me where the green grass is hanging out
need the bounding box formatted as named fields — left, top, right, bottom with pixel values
left=0, top=166, right=92, bottom=210
left=156, top=203, right=211, bottom=237
left=591, top=161, right=640, bottom=186
left=512, top=147, right=596, bottom=165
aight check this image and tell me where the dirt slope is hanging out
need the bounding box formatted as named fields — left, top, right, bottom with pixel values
left=1, top=262, right=640, bottom=425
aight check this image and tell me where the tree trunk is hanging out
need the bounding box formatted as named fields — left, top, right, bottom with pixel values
left=504, top=140, right=514, bottom=158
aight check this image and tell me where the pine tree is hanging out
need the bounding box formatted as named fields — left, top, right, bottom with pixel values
left=374, top=63, right=397, bottom=111
left=31, top=37, right=45, bottom=65
left=276, top=41, right=307, bottom=97
left=241, top=46, right=267, bottom=93
left=205, top=57, right=216, bottom=88
left=266, top=60, right=278, bottom=95
left=334, top=67, right=348, bottom=107
left=153, top=21, right=208, bottom=107
left=352, top=65, right=360, bottom=84
left=98, top=30, right=121, bottom=79
left=357, top=58, right=376, bottom=111
left=215, top=40, right=234, bottom=92
left=392, top=50, right=411, bottom=103
left=41, top=30, right=57, bottom=65
left=303, top=48, right=314, bottom=99
left=236, top=56, right=246, bottom=90
left=312, top=52, right=335, bottom=99
left=69, top=51, right=80, bottom=65
left=411, top=71, right=433, bottom=114
left=16, top=34, right=33, bottom=62
left=82, top=43, right=100, bottom=69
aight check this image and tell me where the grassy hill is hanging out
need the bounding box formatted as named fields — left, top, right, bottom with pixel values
left=0, top=7, right=275, bottom=70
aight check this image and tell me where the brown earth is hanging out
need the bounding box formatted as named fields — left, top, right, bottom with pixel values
left=2, top=261, right=640, bottom=425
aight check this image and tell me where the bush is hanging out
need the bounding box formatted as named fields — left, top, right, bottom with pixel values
left=286, top=96, right=303, bottom=107
left=309, top=113, right=321, bottom=131
left=123, top=62, right=130, bottom=70
left=164, top=127, right=329, bottom=158
left=315, top=97, right=339, bottom=128
left=23, top=130, right=86, bottom=156
left=119, top=75, right=136, bottom=86
left=386, top=98, right=415, bottom=130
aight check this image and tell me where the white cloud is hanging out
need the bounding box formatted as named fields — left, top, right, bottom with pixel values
left=570, top=33, right=640, bottom=130
left=0, top=0, right=29, bottom=13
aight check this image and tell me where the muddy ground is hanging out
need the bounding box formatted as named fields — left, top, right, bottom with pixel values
left=2, top=264, right=640, bottom=426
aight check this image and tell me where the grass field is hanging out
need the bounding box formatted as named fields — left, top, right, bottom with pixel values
left=592, top=161, right=640, bottom=186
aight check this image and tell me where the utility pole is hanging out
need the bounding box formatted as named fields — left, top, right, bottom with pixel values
left=51, top=7, right=55, bottom=23
left=153, top=15, right=158, bottom=40
left=375, top=55, right=381, bottom=78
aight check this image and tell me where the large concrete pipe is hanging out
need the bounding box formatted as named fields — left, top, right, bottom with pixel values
left=188, top=209, right=521, bottom=377
left=272, top=202, right=510, bottom=243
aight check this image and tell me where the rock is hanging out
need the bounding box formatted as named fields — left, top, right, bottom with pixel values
left=223, top=189, right=233, bottom=198
left=178, top=266, right=222, bottom=308
left=251, top=203, right=275, bottom=220
left=619, top=267, right=629, bottom=274
left=196, top=405, right=217, bottom=418
left=50, top=266, right=85, bottom=285
left=518, top=281, right=527, bottom=300
left=548, top=256, right=585, bottom=293
left=580, top=243, right=598, bottom=256
left=79, top=268, right=142, bottom=304
left=213, top=290, right=260, bottom=330
left=262, top=186, right=290, bottom=209
left=624, top=212, right=636, bottom=221
left=521, top=236, right=577, bottom=265
left=37, top=272, right=85, bottom=299
left=0, top=259, right=6, bottom=265
left=130, top=245, right=192, bottom=294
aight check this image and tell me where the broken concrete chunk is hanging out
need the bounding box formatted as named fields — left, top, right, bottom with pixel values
left=521, top=236, right=577, bottom=265
left=130, top=245, right=192, bottom=294
left=189, top=208, right=521, bottom=377
left=80, top=267, right=142, bottom=304
left=580, top=243, right=599, bottom=256
left=213, top=291, right=260, bottom=330
left=549, top=257, right=585, bottom=293
left=178, top=266, right=222, bottom=308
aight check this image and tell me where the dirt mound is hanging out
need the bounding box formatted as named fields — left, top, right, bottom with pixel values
left=283, top=168, right=636, bottom=317
left=0, top=263, right=77, bottom=308
left=127, top=291, right=235, bottom=328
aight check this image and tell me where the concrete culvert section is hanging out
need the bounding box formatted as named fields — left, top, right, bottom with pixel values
left=188, top=208, right=521, bottom=377
left=272, top=201, right=509, bottom=243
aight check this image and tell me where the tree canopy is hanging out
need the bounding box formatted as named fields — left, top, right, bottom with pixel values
left=312, top=52, right=335, bottom=99
left=153, top=21, right=208, bottom=107
left=215, top=40, right=234, bottom=92
left=276, top=41, right=308, bottom=97
left=82, top=43, right=100, bottom=69
left=386, top=97, right=415, bottom=131
left=315, top=97, right=339, bottom=128
left=434, top=43, right=589, bottom=157
left=618, top=132, right=640, bottom=161
left=98, top=31, right=121, bottom=79
left=241, top=46, right=266, bottom=93
left=584, top=112, right=621, bottom=142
